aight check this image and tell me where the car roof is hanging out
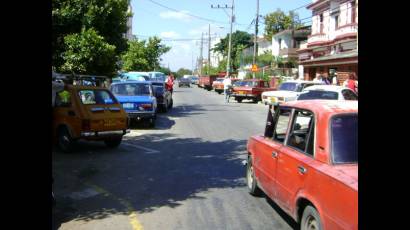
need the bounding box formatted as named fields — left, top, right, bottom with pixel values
left=67, top=85, right=108, bottom=90
left=283, top=80, right=320, bottom=84
left=111, top=81, right=152, bottom=85
left=283, top=100, right=358, bottom=116
left=303, top=85, right=350, bottom=92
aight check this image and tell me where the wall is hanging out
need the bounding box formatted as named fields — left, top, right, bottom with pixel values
left=272, top=33, right=291, bottom=56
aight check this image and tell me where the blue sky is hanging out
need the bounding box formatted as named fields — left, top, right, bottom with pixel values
left=131, top=0, right=312, bottom=71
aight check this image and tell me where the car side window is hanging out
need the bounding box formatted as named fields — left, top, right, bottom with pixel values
left=273, top=107, right=292, bottom=143
left=55, top=90, right=72, bottom=107
left=286, top=110, right=315, bottom=156
left=342, top=89, right=358, bottom=100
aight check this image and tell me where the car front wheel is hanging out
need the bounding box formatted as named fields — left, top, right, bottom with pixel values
left=246, top=156, right=262, bottom=196
left=301, top=205, right=323, bottom=230
left=236, top=98, right=243, bottom=103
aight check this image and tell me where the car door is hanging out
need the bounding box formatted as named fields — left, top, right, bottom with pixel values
left=53, top=89, right=82, bottom=137
left=253, top=106, right=292, bottom=198
left=274, top=109, right=315, bottom=213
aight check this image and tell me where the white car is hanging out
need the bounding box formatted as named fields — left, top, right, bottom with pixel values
left=261, top=80, right=324, bottom=106
left=297, top=85, right=358, bottom=101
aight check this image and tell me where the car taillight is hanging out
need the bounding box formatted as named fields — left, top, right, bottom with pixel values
left=82, top=119, right=91, bottom=130
left=141, top=104, right=152, bottom=109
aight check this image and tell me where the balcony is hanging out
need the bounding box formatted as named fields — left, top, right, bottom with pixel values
left=332, top=23, right=358, bottom=40
left=279, top=48, right=298, bottom=58
left=307, top=33, right=328, bottom=44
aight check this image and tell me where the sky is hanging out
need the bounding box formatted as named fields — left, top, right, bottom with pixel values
left=131, top=0, right=312, bottom=71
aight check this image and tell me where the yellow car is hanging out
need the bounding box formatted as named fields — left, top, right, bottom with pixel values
left=53, top=84, right=129, bottom=152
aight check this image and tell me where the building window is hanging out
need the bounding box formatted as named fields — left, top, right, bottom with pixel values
left=278, top=38, right=282, bottom=50
left=335, top=15, right=339, bottom=29
left=320, top=14, right=323, bottom=33
left=351, top=1, right=356, bottom=23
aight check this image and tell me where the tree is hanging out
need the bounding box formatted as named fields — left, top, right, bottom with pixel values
left=213, top=31, right=253, bottom=71
left=121, top=37, right=171, bottom=72
left=176, top=68, right=192, bottom=78
left=264, top=9, right=302, bottom=41
left=60, top=28, right=117, bottom=76
left=52, top=0, right=130, bottom=70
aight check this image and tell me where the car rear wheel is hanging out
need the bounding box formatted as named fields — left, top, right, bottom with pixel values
left=162, top=103, right=168, bottom=113
left=236, top=98, right=243, bottom=103
left=58, top=127, right=75, bottom=153
left=104, top=137, right=122, bottom=148
left=168, top=98, right=173, bottom=109
left=301, top=205, right=323, bottom=230
left=246, top=156, right=262, bottom=196
left=147, top=116, right=156, bottom=128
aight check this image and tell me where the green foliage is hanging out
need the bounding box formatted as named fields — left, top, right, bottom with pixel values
left=213, top=31, right=253, bottom=71
left=264, top=9, right=302, bottom=41
left=201, top=64, right=219, bottom=75
left=157, top=66, right=171, bottom=75
left=176, top=68, right=192, bottom=78
left=121, top=37, right=170, bottom=71
left=52, top=0, right=130, bottom=71
left=60, top=28, right=117, bottom=76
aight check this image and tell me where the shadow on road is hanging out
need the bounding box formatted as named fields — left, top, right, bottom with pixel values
left=53, top=133, right=249, bottom=226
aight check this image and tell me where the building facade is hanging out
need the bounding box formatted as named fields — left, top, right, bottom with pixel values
left=297, top=0, right=358, bottom=84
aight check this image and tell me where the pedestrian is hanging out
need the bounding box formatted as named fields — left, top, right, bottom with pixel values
left=223, top=76, right=232, bottom=103
left=332, top=73, right=338, bottom=85
left=343, top=72, right=358, bottom=94
left=322, top=75, right=331, bottom=85
left=166, top=75, right=174, bottom=94
left=313, top=73, right=322, bottom=83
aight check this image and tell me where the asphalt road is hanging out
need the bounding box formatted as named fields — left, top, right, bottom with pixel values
left=52, top=85, right=297, bottom=230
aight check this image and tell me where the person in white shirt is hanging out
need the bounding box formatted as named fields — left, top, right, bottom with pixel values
left=223, top=77, right=232, bottom=103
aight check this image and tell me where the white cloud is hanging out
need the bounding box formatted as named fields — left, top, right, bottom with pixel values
left=160, top=31, right=180, bottom=39
left=159, top=11, right=192, bottom=21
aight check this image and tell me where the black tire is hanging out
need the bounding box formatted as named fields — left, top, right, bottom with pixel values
left=104, top=137, right=122, bottom=148
left=218, top=91, right=222, bottom=94
left=162, top=103, right=168, bottom=113
left=236, top=98, right=243, bottom=103
left=301, top=205, right=323, bottom=230
left=252, top=98, right=258, bottom=103
left=168, top=98, right=173, bottom=109
left=147, top=116, right=156, bottom=128
left=58, top=127, right=75, bottom=153
left=246, top=156, right=262, bottom=196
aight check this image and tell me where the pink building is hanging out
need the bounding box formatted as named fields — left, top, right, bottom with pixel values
left=298, top=0, right=358, bottom=84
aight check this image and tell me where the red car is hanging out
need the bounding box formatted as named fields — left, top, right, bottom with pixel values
left=212, top=78, right=225, bottom=94
left=246, top=100, right=358, bottom=230
left=231, top=79, right=275, bottom=103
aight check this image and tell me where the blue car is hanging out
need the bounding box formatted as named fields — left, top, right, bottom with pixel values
left=112, top=72, right=150, bottom=83
left=110, top=81, right=157, bottom=127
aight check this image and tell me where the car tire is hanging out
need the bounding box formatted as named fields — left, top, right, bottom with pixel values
left=162, top=103, right=168, bottom=113
left=148, top=116, right=156, bottom=128
left=58, top=127, right=75, bottom=153
left=218, top=91, right=222, bottom=94
left=236, top=98, right=243, bottom=103
left=246, top=156, right=262, bottom=196
left=168, top=98, right=173, bottom=109
left=301, top=205, right=323, bottom=230
left=252, top=98, right=258, bottom=103
left=104, top=137, right=122, bottom=148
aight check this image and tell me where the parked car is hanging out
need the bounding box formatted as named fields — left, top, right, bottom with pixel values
left=297, top=85, right=358, bottom=101
left=212, top=78, right=225, bottom=94
left=246, top=100, right=358, bottom=230
left=110, top=81, right=157, bottom=127
left=151, top=81, right=173, bottom=112
left=148, top=71, right=167, bottom=82
left=231, top=79, right=274, bottom=103
left=198, top=75, right=219, bottom=90
left=178, top=78, right=191, bottom=87
left=112, top=72, right=150, bottom=83
left=261, top=80, right=323, bottom=107
left=189, top=76, right=199, bottom=85
left=53, top=84, right=129, bottom=152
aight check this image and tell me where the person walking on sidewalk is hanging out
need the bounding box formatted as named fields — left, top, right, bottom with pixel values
left=223, top=77, right=232, bottom=103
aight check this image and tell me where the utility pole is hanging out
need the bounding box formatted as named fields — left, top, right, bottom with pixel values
left=212, top=0, right=234, bottom=78
left=208, top=24, right=211, bottom=75
left=252, top=0, right=260, bottom=79
left=199, top=32, right=204, bottom=75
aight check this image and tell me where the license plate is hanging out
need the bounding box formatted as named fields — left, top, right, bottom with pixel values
left=104, top=119, right=116, bottom=127
left=239, top=91, right=245, bottom=95
left=122, top=103, right=134, bottom=109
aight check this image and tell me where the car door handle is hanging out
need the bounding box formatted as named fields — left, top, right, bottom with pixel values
left=68, top=111, right=76, bottom=116
left=298, top=166, right=307, bottom=174
left=272, top=152, right=278, bottom=158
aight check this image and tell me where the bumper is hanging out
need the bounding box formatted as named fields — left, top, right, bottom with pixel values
left=81, top=129, right=129, bottom=138
left=127, top=112, right=156, bottom=120
left=232, top=94, right=258, bottom=99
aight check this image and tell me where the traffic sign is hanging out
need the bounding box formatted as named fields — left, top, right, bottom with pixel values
left=251, top=64, right=259, bottom=72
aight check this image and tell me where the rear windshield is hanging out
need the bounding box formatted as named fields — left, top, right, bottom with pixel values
left=152, top=85, right=164, bottom=94
left=279, top=82, right=298, bottom=91
left=236, top=81, right=258, bottom=87
left=298, top=90, right=339, bottom=100
left=78, top=90, right=117, bottom=105
left=111, top=83, right=152, bottom=96
left=331, top=114, right=358, bottom=164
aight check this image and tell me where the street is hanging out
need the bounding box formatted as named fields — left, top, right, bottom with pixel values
left=52, top=86, right=298, bottom=230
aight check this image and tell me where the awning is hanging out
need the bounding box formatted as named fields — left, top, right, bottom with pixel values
left=300, top=50, right=358, bottom=67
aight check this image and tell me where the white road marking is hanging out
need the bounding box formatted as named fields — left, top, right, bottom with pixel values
left=122, top=143, right=160, bottom=154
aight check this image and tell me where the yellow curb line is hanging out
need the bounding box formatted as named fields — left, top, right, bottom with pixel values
left=84, top=182, right=144, bottom=230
